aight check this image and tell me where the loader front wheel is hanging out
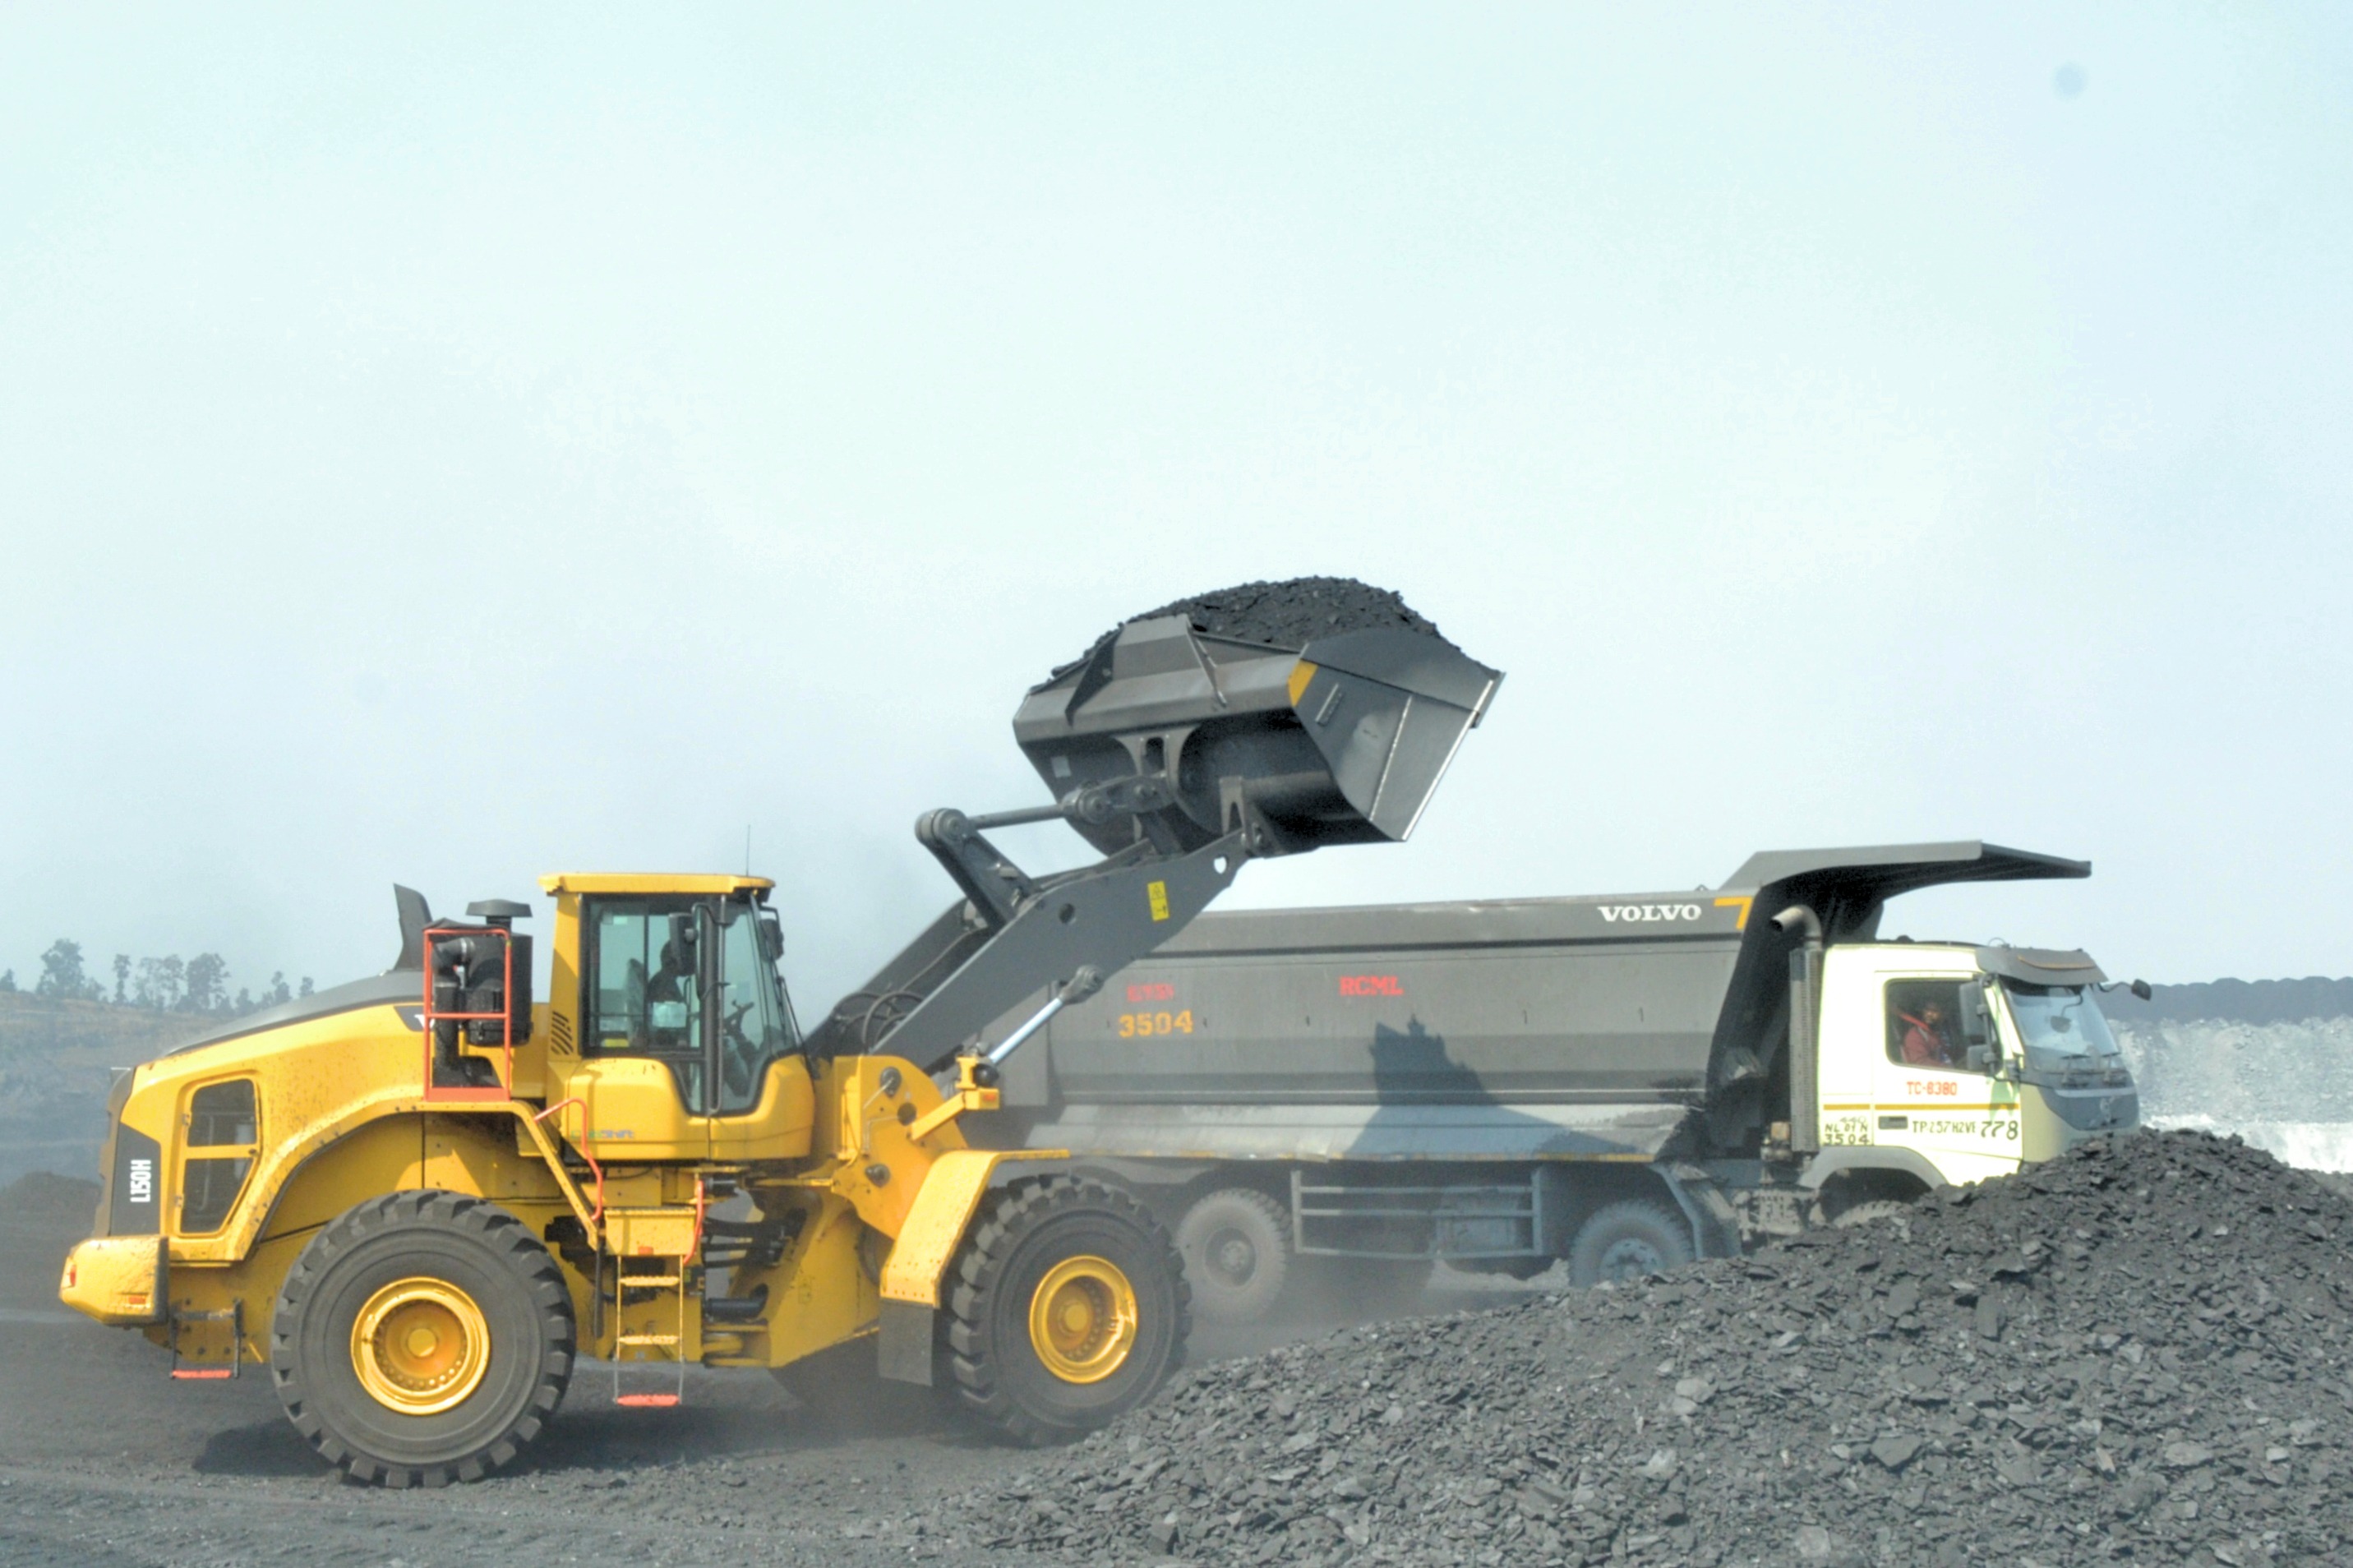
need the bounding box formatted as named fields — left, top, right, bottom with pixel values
left=944, top=1177, right=1187, bottom=1445
left=272, top=1191, right=574, bottom=1487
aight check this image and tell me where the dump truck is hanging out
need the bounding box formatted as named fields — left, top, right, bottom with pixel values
left=56, top=595, right=1502, bottom=1483
left=962, top=842, right=2147, bottom=1322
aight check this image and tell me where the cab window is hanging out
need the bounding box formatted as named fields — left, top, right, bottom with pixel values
left=1884, top=979, right=1968, bottom=1070
left=584, top=896, right=709, bottom=1107
left=582, top=893, right=794, bottom=1117
left=714, top=904, right=793, bottom=1114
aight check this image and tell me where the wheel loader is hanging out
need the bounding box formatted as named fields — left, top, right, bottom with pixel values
left=56, top=596, right=1499, bottom=1485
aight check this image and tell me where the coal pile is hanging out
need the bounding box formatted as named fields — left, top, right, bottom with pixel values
left=962, top=1132, right=2353, bottom=1567
left=1125, top=577, right=1449, bottom=652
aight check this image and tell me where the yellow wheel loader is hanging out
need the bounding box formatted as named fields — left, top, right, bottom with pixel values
left=58, top=595, right=1499, bottom=1484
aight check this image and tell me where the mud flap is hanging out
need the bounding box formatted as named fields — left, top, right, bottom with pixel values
left=876, top=1300, right=935, bottom=1386
left=874, top=1147, right=1066, bottom=1385
left=1659, top=1164, right=1743, bottom=1260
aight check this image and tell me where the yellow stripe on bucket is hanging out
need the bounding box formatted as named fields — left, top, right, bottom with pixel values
left=1287, top=660, right=1317, bottom=707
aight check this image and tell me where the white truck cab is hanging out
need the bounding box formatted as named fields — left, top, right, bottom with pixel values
left=1811, top=942, right=2138, bottom=1192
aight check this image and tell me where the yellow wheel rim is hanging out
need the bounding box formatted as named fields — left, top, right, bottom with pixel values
left=1027, top=1255, right=1138, bottom=1386
left=350, top=1277, right=490, bottom=1417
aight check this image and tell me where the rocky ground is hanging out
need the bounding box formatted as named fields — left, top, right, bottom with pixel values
left=5, top=1132, right=2348, bottom=1567
left=962, top=1132, right=2353, bottom=1568
left=0, top=1170, right=1512, bottom=1567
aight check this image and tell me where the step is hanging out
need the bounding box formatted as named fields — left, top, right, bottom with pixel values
left=614, top=1393, right=681, bottom=1408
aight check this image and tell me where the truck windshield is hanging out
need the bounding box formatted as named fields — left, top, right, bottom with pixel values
left=2000, top=983, right=2122, bottom=1071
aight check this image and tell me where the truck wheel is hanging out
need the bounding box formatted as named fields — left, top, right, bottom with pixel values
left=271, top=1191, right=574, bottom=1486
left=944, top=1177, right=1188, bottom=1445
left=1566, top=1199, right=1695, bottom=1288
left=1175, top=1188, right=1290, bottom=1326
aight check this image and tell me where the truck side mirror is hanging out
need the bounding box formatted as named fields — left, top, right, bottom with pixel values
left=1957, top=980, right=1991, bottom=1047
left=759, top=913, right=785, bottom=963
left=2129, top=979, right=2152, bottom=1001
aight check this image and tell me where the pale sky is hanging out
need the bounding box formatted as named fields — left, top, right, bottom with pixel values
left=3, top=6, right=2348, bottom=1008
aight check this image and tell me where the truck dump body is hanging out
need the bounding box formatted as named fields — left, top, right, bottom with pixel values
left=984, top=842, right=2092, bottom=1164
left=994, top=892, right=1747, bottom=1161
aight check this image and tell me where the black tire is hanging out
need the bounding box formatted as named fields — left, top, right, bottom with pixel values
left=1566, top=1198, right=1695, bottom=1288
left=271, top=1190, right=574, bottom=1487
left=944, top=1177, right=1188, bottom=1445
left=1175, top=1188, right=1291, bottom=1326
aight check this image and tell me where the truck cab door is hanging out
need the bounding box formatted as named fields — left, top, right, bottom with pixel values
left=1865, top=971, right=2021, bottom=1186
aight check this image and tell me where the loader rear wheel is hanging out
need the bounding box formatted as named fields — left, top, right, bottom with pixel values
left=271, top=1190, right=574, bottom=1487
left=944, top=1177, right=1187, bottom=1445
left=1175, top=1188, right=1291, bottom=1326
left=1566, top=1198, right=1695, bottom=1288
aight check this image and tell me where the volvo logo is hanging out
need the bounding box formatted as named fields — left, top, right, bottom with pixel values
left=1597, top=903, right=1703, bottom=923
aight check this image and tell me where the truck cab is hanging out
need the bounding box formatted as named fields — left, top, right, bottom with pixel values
left=1814, top=941, right=2139, bottom=1192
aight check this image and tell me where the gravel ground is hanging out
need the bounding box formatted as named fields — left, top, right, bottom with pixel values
left=962, top=1132, right=2353, bottom=1568
left=0, top=1174, right=1525, bottom=1567
left=12, top=1132, right=2348, bottom=1567
left=0, top=1173, right=1033, bottom=1568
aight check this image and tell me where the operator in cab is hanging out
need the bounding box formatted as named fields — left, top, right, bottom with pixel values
left=1898, top=999, right=1959, bottom=1068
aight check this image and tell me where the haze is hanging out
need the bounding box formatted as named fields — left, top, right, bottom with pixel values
left=3, top=7, right=2348, bottom=1010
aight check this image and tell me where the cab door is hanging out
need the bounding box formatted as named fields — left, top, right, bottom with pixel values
left=564, top=894, right=814, bottom=1164
left=1866, top=971, right=2020, bottom=1185
left=706, top=902, right=814, bottom=1162
left=570, top=896, right=719, bottom=1160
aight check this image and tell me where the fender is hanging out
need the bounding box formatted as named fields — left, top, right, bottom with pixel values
left=1797, top=1145, right=1948, bottom=1193
left=872, top=1148, right=1065, bottom=1386
left=224, top=1099, right=601, bottom=1264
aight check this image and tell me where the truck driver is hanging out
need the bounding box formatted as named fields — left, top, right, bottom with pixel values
left=1898, top=1000, right=1958, bottom=1067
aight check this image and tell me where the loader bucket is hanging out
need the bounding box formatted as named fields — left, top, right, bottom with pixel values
left=1014, top=590, right=1502, bottom=859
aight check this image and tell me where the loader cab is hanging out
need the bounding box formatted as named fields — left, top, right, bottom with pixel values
left=582, top=894, right=794, bottom=1114
left=540, top=874, right=814, bottom=1162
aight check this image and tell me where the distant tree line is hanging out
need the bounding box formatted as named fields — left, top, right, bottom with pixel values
left=0, top=938, right=312, bottom=1017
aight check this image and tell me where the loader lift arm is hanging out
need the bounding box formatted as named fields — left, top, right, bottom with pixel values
left=805, top=611, right=1502, bottom=1074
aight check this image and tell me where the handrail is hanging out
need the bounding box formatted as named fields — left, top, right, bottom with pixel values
left=533, top=1098, right=606, bottom=1224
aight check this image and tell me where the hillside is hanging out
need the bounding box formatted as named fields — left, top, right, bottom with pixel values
left=2102, top=975, right=2353, bottom=1025
left=0, top=994, right=220, bottom=1187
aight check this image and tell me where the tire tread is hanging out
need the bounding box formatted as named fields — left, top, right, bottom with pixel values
left=941, top=1176, right=1187, bottom=1446
left=270, top=1189, right=574, bottom=1487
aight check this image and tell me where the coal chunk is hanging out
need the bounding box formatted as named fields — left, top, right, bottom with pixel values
left=1124, top=575, right=1450, bottom=651
left=950, top=1132, right=2353, bottom=1567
